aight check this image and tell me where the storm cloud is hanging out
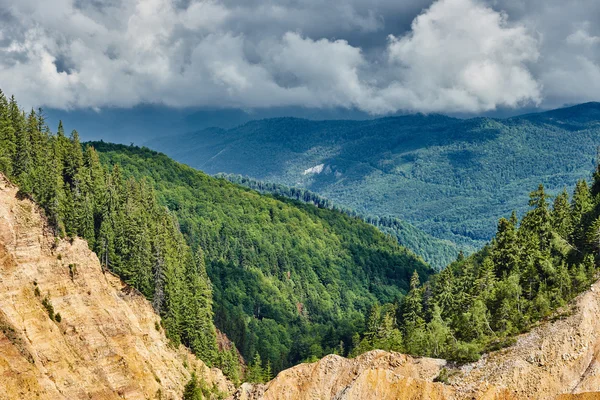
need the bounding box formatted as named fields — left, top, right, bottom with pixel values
left=0, top=0, right=598, bottom=113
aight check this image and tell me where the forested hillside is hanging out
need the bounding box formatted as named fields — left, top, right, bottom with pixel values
left=89, top=142, right=432, bottom=374
left=353, top=171, right=600, bottom=363
left=147, top=104, right=600, bottom=253
left=218, top=173, right=460, bottom=269
left=0, top=92, right=220, bottom=366
left=6, top=83, right=600, bottom=386
left=0, top=90, right=432, bottom=378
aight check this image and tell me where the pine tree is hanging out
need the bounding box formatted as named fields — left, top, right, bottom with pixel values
left=433, top=266, right=458, bottom=318
left=264, top=360, right=273, bottom=382
left=521, top=184, right=552, bottom=251
left=218, top=344, right=240, bottom=385
left=552, top=189, right=572, bottom=239
left=587, top=216, right=600, bottom=257
left=246, top=352, right=265, bottom=383
left=183, top=372, right=204, bottom=400
left=9, top=96, right=28, bottom=183
left=426, top=304, right=451, bottom=358
left=0, top=91, right=16, bottom=176
left=181, top=246, right=217, bottom=364
left=402, top=271, right=427, bottom=355
left=402, top=271, right=424, bottom=326
left=474, top=257, right=496, bottom=302
left=571, top=180, right=593, bottom=249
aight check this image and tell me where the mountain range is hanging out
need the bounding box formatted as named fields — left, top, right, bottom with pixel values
left=147, top=102, right=600, bottom=259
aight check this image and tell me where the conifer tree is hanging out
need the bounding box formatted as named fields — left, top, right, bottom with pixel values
left=182, top=372, right=203, bottom=400
left=0, top=91, right=16, bottom=177
left=521, top=184, right=552, bottom=251
left=587, top=216, right=600, bottom=256
left=571, top=180, right=593, bottom=249
left=552, top=189, right=572, bottom=239
left=426, top=304, right=451, bottom=358
left=246, top=352, right=265, bottom=383
left=402, top=271, right=424, bottom=326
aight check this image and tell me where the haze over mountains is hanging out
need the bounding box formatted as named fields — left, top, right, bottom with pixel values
left=146, top=102, right=600, bottom=257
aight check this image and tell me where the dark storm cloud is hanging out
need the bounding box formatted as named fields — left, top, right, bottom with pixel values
left=0, top=0, right=597, bottom=113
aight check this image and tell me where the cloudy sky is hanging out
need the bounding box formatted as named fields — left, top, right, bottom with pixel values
left=1, top=0, right=599, bottom=115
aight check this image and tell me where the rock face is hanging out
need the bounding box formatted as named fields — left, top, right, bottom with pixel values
left=0, top=176, right=233, bottom=400
left=231, top=278, right=600, bottom=400
left=231, top=351, right=453, bottom=400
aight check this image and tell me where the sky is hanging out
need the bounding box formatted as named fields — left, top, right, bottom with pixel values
left=1, top=0, right=599, bottom=125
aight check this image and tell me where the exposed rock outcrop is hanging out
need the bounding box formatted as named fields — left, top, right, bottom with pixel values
left=231, top=351, right=453, bottom=400
left=231, top=278, right=600, bottom=400
left=0, top=176, right=233, bottom=399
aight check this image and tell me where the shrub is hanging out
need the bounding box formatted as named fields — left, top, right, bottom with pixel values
left=68, top=264, right=77, bottom=280
left=41, top=296, right=55, bottom=321
left=434, top=367, right=450, bottom=384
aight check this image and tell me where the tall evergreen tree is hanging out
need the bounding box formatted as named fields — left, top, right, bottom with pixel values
left=491, top=216, right=520, bottom=276
left=552, top=189, right=572, bottom=239
left=571, top=180, right=593, bottom=250
left=0, top=91, right=16, bottom=176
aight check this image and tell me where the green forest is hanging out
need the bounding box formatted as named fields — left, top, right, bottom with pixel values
left=353, top=179, right=600, bottom=362
left=218, top=173, right=461, bottom=269
left=147, top=105, right=600, bottom=256
left=90, top=141, right=432, bottom=374
left=3, top=87, right=600, bottom=386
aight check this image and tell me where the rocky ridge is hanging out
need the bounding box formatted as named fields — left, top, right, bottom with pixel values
left=231, top=278, right=600, bottom=400
left=0, top=175, right=233, bottom=399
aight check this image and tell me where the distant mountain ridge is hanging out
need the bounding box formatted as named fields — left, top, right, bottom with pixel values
left=146, top=102, right=600, bottom=253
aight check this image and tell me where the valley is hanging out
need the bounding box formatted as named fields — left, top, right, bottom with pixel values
left=147, top=103, right=600, bottom=261
left=2, top=91, right=600, bottom=399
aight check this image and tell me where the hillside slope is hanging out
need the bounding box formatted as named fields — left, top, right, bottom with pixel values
left=90, top=142, right=433, bottom=373
left=146, top=103, right=600, bottom=252
left=218, top=173, right=461, bottom=269
left=231, top=277, right=600, bottom=399
left=0, top=175, right=233, bottom=399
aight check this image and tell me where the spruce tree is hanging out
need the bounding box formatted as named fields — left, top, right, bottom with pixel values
left=426, top=304, right=451, bottom=358
left=521, top=184, right=552, bottom=251
left=0, top=91, right=16, bottom=177
left=552, top=189, right=572, bottom=239
left=183, top=372, right=203, bottom=400
left=571, top=180, right=593, bottom=249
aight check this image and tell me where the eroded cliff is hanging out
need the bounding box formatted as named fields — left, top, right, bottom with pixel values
left=232, top=278, right=600, bottom=400
left=0, top=175, right=233, bottom=399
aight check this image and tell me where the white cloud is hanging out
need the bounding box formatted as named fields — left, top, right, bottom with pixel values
left=0, top=0, right=595, bottom=114
left=566, top=24, right=600, bottom=47
left=181, top=1, right=230, bottom=30
left=383, top=0, right=541, bottom=112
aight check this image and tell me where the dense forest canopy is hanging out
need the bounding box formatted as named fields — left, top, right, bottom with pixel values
left=147, top=104, right=600, bottom=257
left=353, top=175, right=600, bottom=363
left=89, top=141, right=432, bottom=373
left=217, top=173, right=461, bottom=269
